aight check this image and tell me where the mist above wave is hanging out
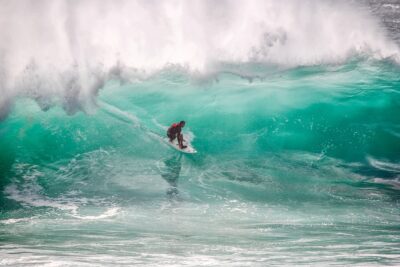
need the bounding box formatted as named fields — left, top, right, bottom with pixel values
left=0, top=0, right=399, bottom=119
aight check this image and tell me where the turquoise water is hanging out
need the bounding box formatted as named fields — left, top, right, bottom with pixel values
left=2, top=0, right=400, bottom=265
left=1, top=59, right=400, bottom=266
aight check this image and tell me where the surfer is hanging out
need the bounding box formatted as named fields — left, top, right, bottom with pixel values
left=167, top=121, right=187, bottom=149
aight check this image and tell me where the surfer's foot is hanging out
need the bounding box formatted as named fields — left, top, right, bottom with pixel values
left=180, top=145, right=187, bottom=149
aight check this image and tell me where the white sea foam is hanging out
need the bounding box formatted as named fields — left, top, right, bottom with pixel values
left=373, top=177, right=400, bottom=189
left=4, top=184, right=78, bottom=211
left=70, top=207, right=120, bottom=220
left=4, top=165, right=120, bottom=220
left=3, top=163, right=79, bottom=211
left=0, top=217, right=33, bottom=224
left=368, top=156, right=400, bottom=172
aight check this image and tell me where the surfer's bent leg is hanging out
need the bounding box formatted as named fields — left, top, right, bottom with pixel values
left=178, top=134, right=186, bottom=149
left=167, top=132, right=175, bottom=142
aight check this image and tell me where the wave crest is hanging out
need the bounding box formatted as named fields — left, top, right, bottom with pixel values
left=0, top=0, right=399, bottom=119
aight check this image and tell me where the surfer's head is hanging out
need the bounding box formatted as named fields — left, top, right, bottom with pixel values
left=179, top=121, right=185, bottom=127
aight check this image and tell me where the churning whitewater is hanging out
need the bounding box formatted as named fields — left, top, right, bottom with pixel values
left=1, top=0, right=400, bottom=266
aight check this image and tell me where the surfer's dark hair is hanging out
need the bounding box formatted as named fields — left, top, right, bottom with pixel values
left=180, top=120, right=185, bottom=125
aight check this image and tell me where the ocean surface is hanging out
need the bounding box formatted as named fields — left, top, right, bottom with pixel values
left=1, top=0, right=400, bottom=266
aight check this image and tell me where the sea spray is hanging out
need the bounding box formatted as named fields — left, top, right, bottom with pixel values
left=0, top=0, right=399, bottom=119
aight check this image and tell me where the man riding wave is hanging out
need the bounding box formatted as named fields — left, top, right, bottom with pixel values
left=167, top=121, right=187, bottom=149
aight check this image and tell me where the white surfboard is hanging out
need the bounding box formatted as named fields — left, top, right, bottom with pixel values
left=165, top=138, right=197, bottom=154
